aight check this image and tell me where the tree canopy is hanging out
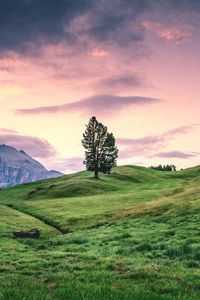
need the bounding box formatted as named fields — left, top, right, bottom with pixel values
left=82, top=116, right=118, bottom=179
left=150, top=164, right=176, bottom=172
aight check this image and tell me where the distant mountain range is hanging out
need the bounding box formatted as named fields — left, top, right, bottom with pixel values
left=0, top=144, right=63, bottom=188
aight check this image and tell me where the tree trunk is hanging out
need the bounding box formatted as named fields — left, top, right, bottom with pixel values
left=94, top=168, right=99, bottom=179
left=94, top=151, right=99, bottom=179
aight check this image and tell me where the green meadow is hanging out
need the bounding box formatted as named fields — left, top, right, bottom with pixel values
left=0, top=165, right=200, bottom=300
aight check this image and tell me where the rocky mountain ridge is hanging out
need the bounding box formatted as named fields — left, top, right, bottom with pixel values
left=0, top=144, right=63, bottom=188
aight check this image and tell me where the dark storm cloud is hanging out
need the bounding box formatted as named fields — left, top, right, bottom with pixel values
left=87, top=0, right=150, bottom=41
left=15, top=94, right=160, bottom=117
left=0, top=0, right=92, bottom=53
left=168, top=0, right=200, bottom=11
left=0, top=0, right=198, bottom=55
left=0, top=129, right=56, bottom=158
left=0, top=0, right=156, bottom=55
left=0, top=0, right=200, bottom=52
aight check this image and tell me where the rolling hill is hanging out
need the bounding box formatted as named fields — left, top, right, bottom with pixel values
left=0, top=165, right=200, bottom=300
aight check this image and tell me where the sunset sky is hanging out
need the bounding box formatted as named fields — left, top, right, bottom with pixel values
left=0, top=0, right=199, bottom=173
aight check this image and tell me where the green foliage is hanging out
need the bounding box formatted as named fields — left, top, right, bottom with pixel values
left=150, top=164, right=176, bottom=171
left=82, top=116, right=118, bottom=178
left=0, top=165, right=200, bottom=299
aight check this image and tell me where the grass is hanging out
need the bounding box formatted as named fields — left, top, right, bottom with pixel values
left=0, top=165, right=200, bottom=299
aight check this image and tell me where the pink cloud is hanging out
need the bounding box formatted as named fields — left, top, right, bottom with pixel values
left=46, top=156, right=84, bottom=173
left=142, top=21, right=191, bottom=42
left=15, top=94, right=160, bottom=117
left=0, top=55, right=29, bottom=71
left=0, top=128, right=18, bottom=134
left=118, top=124, right=198, bottom=159
left=94, top=72, right=149, bottom=93
left=91, top=49, right=109, bottom=57
left=0, top=129, right=56, bottom=159
left=157, top=151, right=199, bottom=159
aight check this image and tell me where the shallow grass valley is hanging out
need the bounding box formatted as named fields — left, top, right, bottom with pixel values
left=0, top=165, right=200, bottom=299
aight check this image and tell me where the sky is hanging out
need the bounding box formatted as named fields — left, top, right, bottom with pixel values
left=0, top=0, right=199, bottom=173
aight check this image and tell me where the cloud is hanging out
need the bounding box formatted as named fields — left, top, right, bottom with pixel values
left=0, top=129, right=56, bottom=158
left=0, top=0, right=198, bottom=57
left=0, top=56, right=29, bottom=71
left=156, top=151, right=199, bottom=159
left=118, top=135, right=165, bottom=158
left=0, top=0, right=196, bottom=98
left=164, top=125, right=198, bottom=136
left=46, top=156, right=84, bottom=173
left=0, top=0, right=148, bottom=55
left=168, top=0, right=200, bottom=11
left=0, top=0, right=93, bottom=54
left=142, top=21, right=191, bottom=42
left=94, top=72, right=149, bottom=93
left=16, top=94, right=160, bottom=117
left=90, top=49, right=109, bottom=57
left=0, top=128, right=18, bottom=134
left=67, top=0, right=152, bottom=42
left=118, top=124, right=198, bottom=159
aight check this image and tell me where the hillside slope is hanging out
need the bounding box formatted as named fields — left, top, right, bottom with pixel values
left=0, top=165, right=200, bottom=300
left=0, top=165, right=199, bottom=230
left=0, top=165, right=174, bottom=201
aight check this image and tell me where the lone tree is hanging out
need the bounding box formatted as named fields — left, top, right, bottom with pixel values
left=82, top=116, right=118, bottom=179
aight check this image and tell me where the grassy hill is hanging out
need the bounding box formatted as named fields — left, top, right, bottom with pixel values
left=0, top=165, right=200, bottom=299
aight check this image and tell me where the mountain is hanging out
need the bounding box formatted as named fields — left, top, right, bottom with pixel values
left=0, top=144, right=63, bottom=188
